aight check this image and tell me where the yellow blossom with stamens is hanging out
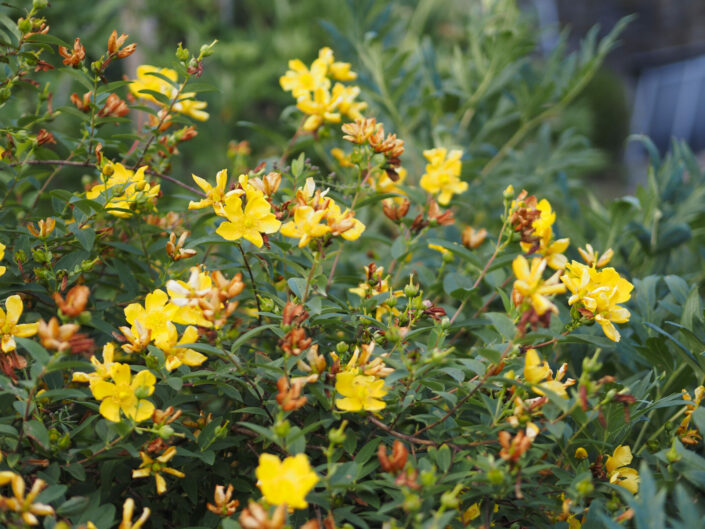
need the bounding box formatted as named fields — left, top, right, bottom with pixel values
left=154, top=323, right=207, bottom=371
left=255, top=453, right=319, bottom=510
left=676, top=385, right=705, bottom=443
left=0, top=472, right=55, bottom=526
left=166, top=266, right=214, bottom=327
left=331, top=83, right=366, bottom=120
left=419, top=148, right=466, bottom=205
left=124, top=289, right=179, bottom=344
left=132, top=446, right=185, bottom=494
left=0, top=295, right=39, bottom=353
left=335, top=370, right=388, bottom=412
left=297, top=86, right=341, bottom=131
left=215, top=188, right=281, bottom=248
left=511, top=256, right=566, bottom=316
left=188, top=169, right=235, bottom=211
left=86, top=162, right=159, bottom=218
left=279, top=52, right=330, bottom=98
left=324, top=201, right=365, bottom=241
left=90, top=363, right=155, bottom=422
left=281, top=206, right=331, bottom=247
left=119, top=321, right=151, bottom=354
left=605, top=445, right=639, bottom=494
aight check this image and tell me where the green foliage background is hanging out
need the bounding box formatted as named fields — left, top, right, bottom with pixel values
left=1, top=1, right=705, bottom=529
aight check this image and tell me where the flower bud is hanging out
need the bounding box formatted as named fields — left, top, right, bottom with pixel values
left=402, top=493, right=421, bottom=512
left=576, top=478, right=594, bottom=496
left=176, top=42, right=190, bottom=61
left=18, top=17, right=33, bottom=34
left=273, top=419, right=290, bottom=439
left=487, top=468, right=504, bottom=485
left=666, top=439, right=681, bottom=463
left=33, top=0, right=49, bottom=9
left=336, top=342, right=348, bottom=354
left=574, top=447, right=588, bottom=460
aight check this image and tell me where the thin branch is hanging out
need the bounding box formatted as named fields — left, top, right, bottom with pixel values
left=238, top=243, right=262, bottom=324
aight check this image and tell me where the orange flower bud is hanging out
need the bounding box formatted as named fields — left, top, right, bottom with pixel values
left=58, top=37, right=85, bottom=67
left=53, top=285, right=90, bottom=317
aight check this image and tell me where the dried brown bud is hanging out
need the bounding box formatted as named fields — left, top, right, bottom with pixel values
left=239, top=501, right=286, bottom=529
left=36, top=129, right=56, bottom=146
left=461, top=226, right=488, bottom=249
left=58, top=38, right=85, bottom=67
left=378, top=440, right=408, bottom=475
left=207, top=484, right=240, bottom=516
left=98, top=93, right=129, bottom=118
left=281, top=302, right=308, bottom=326
left=382, top=198, right=410, bottom=222
left=275, top=376, right=307, bottom=411
left=53, top=284, right=90, bottom=317
left=38, top=317, right=80, bottom=352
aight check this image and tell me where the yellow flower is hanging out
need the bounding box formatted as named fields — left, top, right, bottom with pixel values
left=215, top=189, right=281, bottom=248
left=519, top=199, right=569, bottom=270
left=676, top=385, right=705, bottom=443
left=86, top=163, right=159, bottom=218
left=124, top=289, right=179, bottom=344
left=560, top=262, right=633, bottom=342
left=72, top=342, right=116, bottom=384
left=575, top=447, right=588, bottom=459
left=605, top=445, right=639, bottom=494
left=0, top=472, right=55, bottom=526
left=154, top=323, right=207, bottom=371
left=280, top=55, right=330, bottom=98
left=419, top=148, right=466, bottom=205
left=297, top=86, right=341, bottom=131
left=0, top=241, right=5, bottom=277
left=129, top=65, right=178, bottom=104
left=173, top=93, right=209, bottom=121
left=330, top=147, right=354, bottom=167
left=132, top=446, right=185, bottom=494
left=188, top=169, right=235, bottom=211
left=90, top=363, right=155, bottom=422
left=165, top=266, right=214, bottom=328
left=523, top=348, right=570, bottom=399
left=373, top=167, right=407, bottom=196
left=280, top=206, right=331, bottom=247
left=130, top=65, right=208, bottom=120
left=118, top=498, right=150, bottom=529
left=0, top=295, right=39, bottom=353
left=331, top=83, right=366, bottom=121
left=578, top=244, right=614, bottom=269
left=511, top=256, right=566, bottom=316
left=324, top=201, right=365, bottom=241
left=335, top=370, right=387, bottom=412
left=255, top=453, right=319, bottom=510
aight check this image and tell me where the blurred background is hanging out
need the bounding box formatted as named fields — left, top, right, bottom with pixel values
left=35, top=0, right=705, bottom=196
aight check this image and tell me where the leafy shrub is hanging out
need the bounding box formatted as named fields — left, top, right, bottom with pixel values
left=0, top=1, right=704, bottom=529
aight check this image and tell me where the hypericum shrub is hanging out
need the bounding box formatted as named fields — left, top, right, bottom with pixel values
left=1, top=2, right=705, bottom=529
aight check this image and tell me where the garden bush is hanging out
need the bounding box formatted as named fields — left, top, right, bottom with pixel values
left=1, top=1, right=705, bottom=528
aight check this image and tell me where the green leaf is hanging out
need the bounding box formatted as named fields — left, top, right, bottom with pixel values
left=443, top=272, right=474, bottom=300
left=15, top=337, right=50, bottom=365
left=485, top=312, right=516, bottom=340
left=24, top=419, right=50, bottom=449
left=57, top=495, right=89, bottom=515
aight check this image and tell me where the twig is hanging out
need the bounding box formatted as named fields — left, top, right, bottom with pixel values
left=237, top=243, right=262, bottom=324
left=6, top=159, right=205, bottom=196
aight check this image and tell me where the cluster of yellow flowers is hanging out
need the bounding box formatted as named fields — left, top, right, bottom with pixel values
left=85, top=162, right=160, bottom=218
left=509, top=191, right=633, bottom=341
left=561, top=261, right=634, bottom=342
left=280, top=47, right=366, bottom=131
left=129, top=65, right=209, bottom=121
left=281, top=177, right=365, bottom=247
